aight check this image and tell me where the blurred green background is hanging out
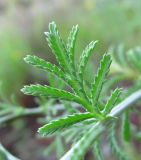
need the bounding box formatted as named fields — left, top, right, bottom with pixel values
left=0, top=0, right=141, bottom=160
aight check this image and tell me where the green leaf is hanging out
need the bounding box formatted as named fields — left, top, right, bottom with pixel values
left=103, top=88, right=122, bottom=115
left=21, top=85, right=97, bottom=112
left=79, top=41, right=98, bottom=79
left=24, top=55, right=67, bottom=82
left=67, top=25, right=79, bottom=68
left=90, top=54, right=112, bottom=109
left=38, top=112, right=96, bottom=136
left=60, top=123, right=104, bottom=160
left=21, top=84, right=80, bottom=102
left=45, top=21, right=70, bottom=72
left=121, top=111, right=131, bottom=142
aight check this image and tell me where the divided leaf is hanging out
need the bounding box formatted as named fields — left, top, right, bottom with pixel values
left=103, top=88, right=121, bottom=115
left=67, top=25, right=79, bottom=68
left=21, top=84, right=80, bottom=103
left=22, top=85, right=98, bottom=112
left=79, top=41, right=98, bottom=79
left=45, top=22, right=70, bottom=72
left=38, top=112, right=95, bottom=136
left=24, top=55, right=67, bottom=82
left=90, top=54, right=112, bottom=109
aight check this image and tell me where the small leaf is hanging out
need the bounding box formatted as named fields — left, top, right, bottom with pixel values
left=121, top=111, right=131, bottom=142
left=103, top=88, right=122, bottom=115
left=67, top=25, right=79, bottom=68
left=79, top=41, right=98, bottom=79
left=21, top=84, right=80, bottom=102
left=38, top=112, right=96, bottom=136
left=91, top=54, right=112, bottom=109
left=24, top=55, right=66, bottom=82
left=21, top=85, right=97, bottom=112
left=45, top=22, right=70, bottom=72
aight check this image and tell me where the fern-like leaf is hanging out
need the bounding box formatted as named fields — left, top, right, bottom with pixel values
left=21, top=84, right=96, bottom=112
left=60, top=123, right=104, bottom=160
left=23, top=55, right=82, bottom=95
left=45, top=21, right=70, bottom=72
left=79, top=41, right=98, bottom=79
left=21, top=84, right=80, bottom=102
left=91, top=54, right=112, bottom=109
left=24, top=55, right=67, bottom=82
left=67, top=25, right=79, bottom=69
left=103, top=88, right=121, bottom=115
left=38, top=112, right=96, bottom=136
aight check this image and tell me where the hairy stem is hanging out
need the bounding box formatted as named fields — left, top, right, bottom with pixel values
left=110, top=89, right=141, bottom=116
